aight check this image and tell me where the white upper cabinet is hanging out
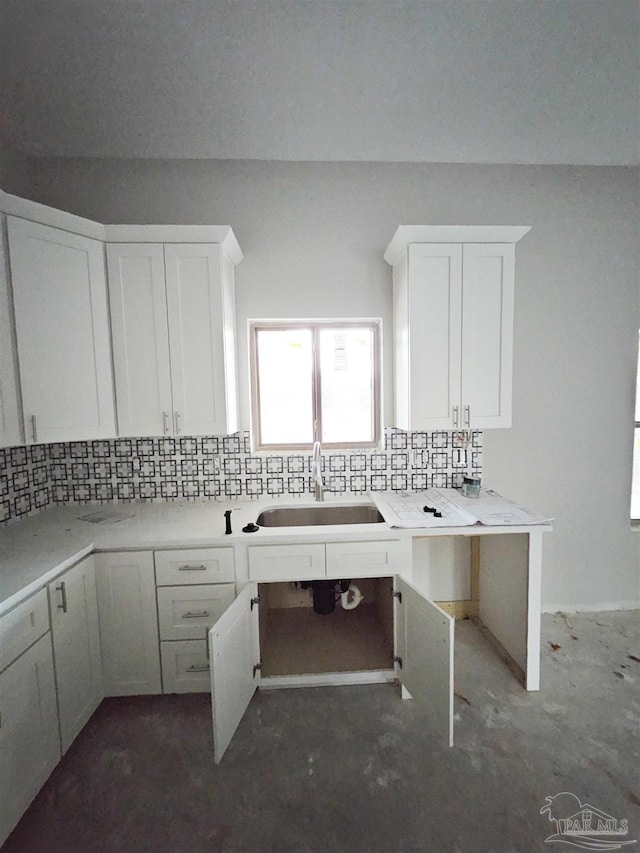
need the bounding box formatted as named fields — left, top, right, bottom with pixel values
left=385, top=226, right=530, bottom=431
left=106, top=230, right=241, bottom=437
left=7, top=217, right=116, bottom=443
left=106, top=243, right=173, bottom=437
left=0, top=215, right=23, bottom=447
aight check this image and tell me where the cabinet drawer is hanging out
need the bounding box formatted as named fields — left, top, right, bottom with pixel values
left=161, top=640, right=211, bottom=694
left=0, top=589, right=50, bottom=673
left=155, top=548, right=234, bottom=586
left=157, top=584, right=235, bottom=640
left=248, top=544, right=325, bottom=582
left=325, top=540, right=403, bottom=579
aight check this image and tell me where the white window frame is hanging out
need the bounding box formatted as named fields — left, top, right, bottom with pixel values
left=249, top=319, right=382, bottom=452
left=631, top=329, right=640, bottom=523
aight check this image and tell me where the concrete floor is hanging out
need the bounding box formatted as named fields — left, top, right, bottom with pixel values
left=3, top=611, right=639, bottom=853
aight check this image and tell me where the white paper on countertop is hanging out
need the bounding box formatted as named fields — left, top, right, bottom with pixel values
left=370, top=489, right=478, bottom=528
left=450, top=489, right=555, bottom=526
left=371, top=488, right=554, bottom=528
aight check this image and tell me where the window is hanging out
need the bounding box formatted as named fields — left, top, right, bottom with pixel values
left=249, top=321, right=381, bottom=450
left=631, top=330, right=640, bottom=521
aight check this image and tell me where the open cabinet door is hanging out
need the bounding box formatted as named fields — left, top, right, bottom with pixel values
left=209, top=583, right=259, bottom=763
left=395, top=576, right=455, bottom=747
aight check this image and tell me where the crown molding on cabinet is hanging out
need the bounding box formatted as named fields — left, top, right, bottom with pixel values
left=383, top=225, right=531, bottom=267
left=103, top=225, right=243, bottom=264
left=0, top=191, right=105, bottom=241
left=0, top=192, right=243, bottom=263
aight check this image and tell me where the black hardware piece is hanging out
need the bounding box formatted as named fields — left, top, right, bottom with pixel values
left=423, top=505, right=436, bottom=513
left=392, top=589, right=402, bottom=603
left=250, top=596, right=260, bottom=610
left=253, top=662, right=262, bottom=677
left=224, top=509, right=232, bottom=534
left=243, top=522, right=259, bottom=533
left=393, top=655, right=403, bottom=669
left=433, top=511, right=442, bottom=518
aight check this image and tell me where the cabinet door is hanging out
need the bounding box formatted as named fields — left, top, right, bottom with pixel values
left=325, top=540, right=402, bottom=579
left=248, top=543, right=325, bottom=582
left=95, top=552, right=162, bottom=697
left=407, top=244, right=462, bottom=430
left=0, top=633, right=60, bottom=847
left=395, top=576, right=454, bottom=747
left=165, top=243, right=234, bottom=436
left=157, top=584, right=235, bottom=641
left=161, top=639, right=211, bottom=694
left=49, top=556, right=103, bottom=753
left=155, top=547, right=234, bottom=586
left=106, top=243, right=173, bottom=437
left=0, top=214, right=22, bottom=447
left=461, top=243, right=514, bottom=428
left=8, top=217, right=116, bottom=443
left=209, top=583, right=259, bottom=763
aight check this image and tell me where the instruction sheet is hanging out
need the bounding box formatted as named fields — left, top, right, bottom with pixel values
left=370, top=488, right=553, bottom=529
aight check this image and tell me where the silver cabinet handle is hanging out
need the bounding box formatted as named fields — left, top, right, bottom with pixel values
left=464, top=405, right=471, bottom=428
left=56, top=581, right=68, bottom=613
left=162, top=411, right=170, bottom=435
left=181, top=610, right=210, bottom=619
left=186, top=663, right=210, bottom=673
left=174, top=411, right=181, bottom=435
left=178, top=564, right=208, bottom=572
left=453, top=406, right=459, bottom=428
left=31, top=415, right=38, bottom=443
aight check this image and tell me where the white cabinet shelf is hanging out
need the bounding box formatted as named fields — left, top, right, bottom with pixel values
left=385, top=226, right=530, bottom=431
left=107, top=239, right=241, bottom=437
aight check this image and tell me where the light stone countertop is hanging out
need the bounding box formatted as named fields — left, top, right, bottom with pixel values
left=0, top=495, right=550, bottom=617
left=0, top=496, right=401, bottom=616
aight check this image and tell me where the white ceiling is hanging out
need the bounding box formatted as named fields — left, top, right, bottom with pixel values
left=1, top=0, right=638, bottom=165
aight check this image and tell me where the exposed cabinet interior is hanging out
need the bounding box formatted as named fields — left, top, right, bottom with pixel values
left=258, top=579, right=395, bottom=679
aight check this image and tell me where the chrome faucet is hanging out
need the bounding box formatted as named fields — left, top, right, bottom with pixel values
left=311, top=440, right=324, bottom=501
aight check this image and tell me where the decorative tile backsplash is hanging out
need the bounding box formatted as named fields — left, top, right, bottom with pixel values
left=0, top=429, right=482, bottom=527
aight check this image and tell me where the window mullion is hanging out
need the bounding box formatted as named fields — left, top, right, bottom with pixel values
left=312, top=325, right=322, bottom=444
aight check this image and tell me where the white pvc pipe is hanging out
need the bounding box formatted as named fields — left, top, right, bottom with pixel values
left=340, top=583, right=364, bottom=610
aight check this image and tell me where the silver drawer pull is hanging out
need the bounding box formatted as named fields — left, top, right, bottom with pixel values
left=56, top=581, right=68, bottom=613
left=181, top=610, right=210, bottom=619
left=186, top=663, right=210, bottom=673
left=178, top=564, right=208, bottom=572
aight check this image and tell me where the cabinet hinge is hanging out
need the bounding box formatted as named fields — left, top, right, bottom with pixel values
left=253, top=662, right=262, bottom=678
left=250, top=596, right=260, bottom=611
left=392, top=589, right=402, bottom=603
left=393, top=655, right=403, bottom=670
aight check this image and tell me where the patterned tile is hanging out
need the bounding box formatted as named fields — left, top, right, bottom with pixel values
left=0, top=428, right=483, bottom=526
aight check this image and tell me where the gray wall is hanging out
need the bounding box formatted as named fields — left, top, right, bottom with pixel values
left=20, top=158, right=640, bottom=610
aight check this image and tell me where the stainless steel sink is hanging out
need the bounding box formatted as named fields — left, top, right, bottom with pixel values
left=256, top=504, right=385, bottom=527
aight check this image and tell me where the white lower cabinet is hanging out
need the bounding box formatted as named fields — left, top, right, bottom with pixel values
left=156, top=547, right=236, bottom=694
left=248, top=539, right=402, bottom=582
left=0, top=592, right=60, bottom=847
left=209, top=574, right=454, bottom=763
left=95, top=552, right=162, bottom=696
left=0, top=633, right=60, bottom=846
left=49, top=556, right=103, bottom=753
left=160, top=639, right=212, bottom=693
